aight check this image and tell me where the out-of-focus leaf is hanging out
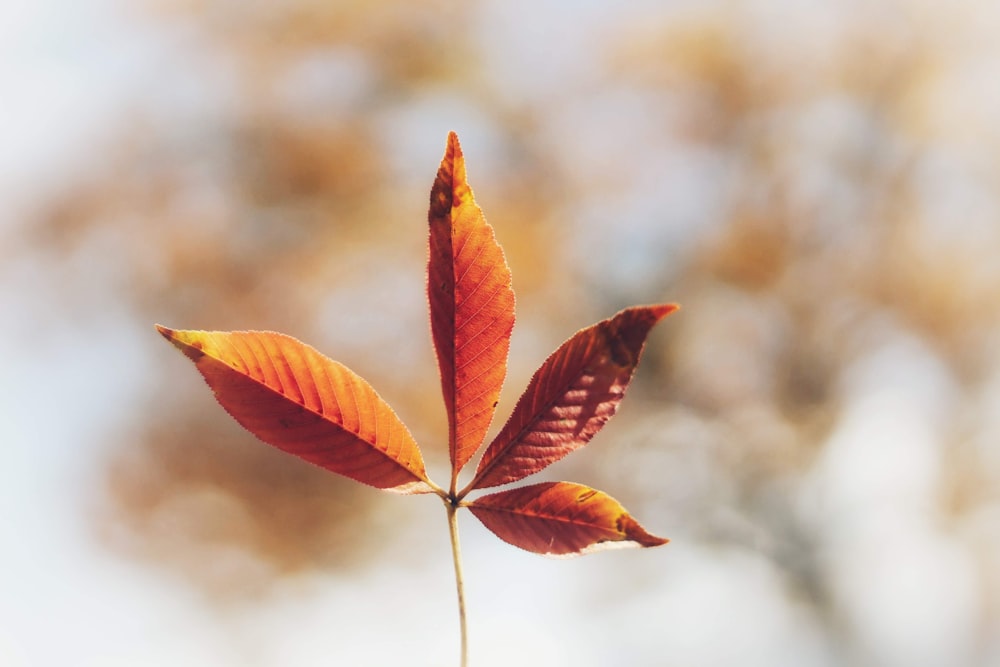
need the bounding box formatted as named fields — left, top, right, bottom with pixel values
left=428, top=131, right=515, bottom=482
left=467, top=481, right=668, bottom=556
left=468, top=304, right=678, bottom=491
left=155, top=326, right=433, bottom=494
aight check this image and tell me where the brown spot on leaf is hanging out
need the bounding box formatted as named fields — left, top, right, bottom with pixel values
left=607, top=331, right=637, bottom=367
left=429, top=177, right=453, bottom=220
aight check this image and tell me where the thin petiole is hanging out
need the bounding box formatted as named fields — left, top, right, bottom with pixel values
left=445, top=497, right=469, bottom=667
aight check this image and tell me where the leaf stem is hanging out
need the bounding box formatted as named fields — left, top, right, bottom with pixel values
left=445, top=498, right=469, bottom=667
left=426, top=478, right=450, bottom=500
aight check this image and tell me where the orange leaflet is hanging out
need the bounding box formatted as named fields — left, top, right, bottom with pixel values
left=428, top=131, right=516, bottom=482
left=466, top=304, right=678, bottom=492
left=155, top=326, right=433, bottom=494
left=466, top=481, right=668, bottom=556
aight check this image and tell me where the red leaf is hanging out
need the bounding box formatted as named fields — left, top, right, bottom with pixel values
left=156, top=326, right=433, bottom=494
left=467, top=481, right=668, bottom=556
left=467, top=304, right=678, bottom=491
left=428, top=132, right=516, bottom=482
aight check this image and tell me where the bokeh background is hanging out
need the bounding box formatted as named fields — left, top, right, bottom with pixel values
left=4, top=1, right=1000, bottom=665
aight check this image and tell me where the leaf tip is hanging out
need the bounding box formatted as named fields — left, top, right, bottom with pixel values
left=446, top=130, right=463, bottom=159
left=155, top=325, right=208, bottom=361
left=619, top=513, right=670, bottom=548
left=430, top=132, right=470, bottom=221
left=573, top=517, right=668, bottom=556
left=652, top=302, right=681, bottom=321
left=631, top=303, right=680, bottom=331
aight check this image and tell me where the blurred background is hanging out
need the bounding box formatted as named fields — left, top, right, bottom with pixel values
left=3, top=0, right=1000, bottom=665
